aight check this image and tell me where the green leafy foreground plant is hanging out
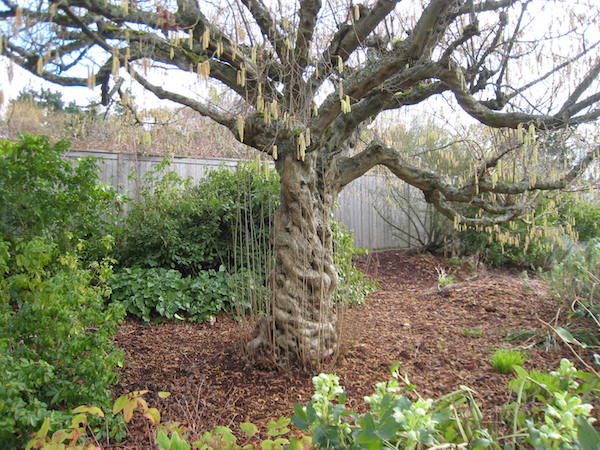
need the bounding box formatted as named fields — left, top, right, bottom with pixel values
left=507, top=359, right=599, bottom=450
left=293, top=366, right=494, bottom=449
left=27, top=359, right=599, bottom=449
left=0, top=237, right=125, bottom=447
left=491, top=349, right=527, bottom=374
left=293, top=359, right=598, bottom=449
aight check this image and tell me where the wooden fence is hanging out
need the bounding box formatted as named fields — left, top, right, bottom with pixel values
left=67, top=150, right=427, bottom=250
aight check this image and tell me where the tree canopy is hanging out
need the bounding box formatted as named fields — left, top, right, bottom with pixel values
left=1, top=1, right=597, bottom=220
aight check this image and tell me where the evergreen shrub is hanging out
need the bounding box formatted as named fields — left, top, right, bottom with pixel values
left=0, top=134, right=123, bottom=259
left=0, top=237, right=125, bottom=446
left=115, top=161, right=278, bottom=275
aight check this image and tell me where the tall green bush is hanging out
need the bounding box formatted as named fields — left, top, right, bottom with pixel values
left=116, top=161, right=278, bottom=275
left=0, top=134, right=123, bottom=257
left=548, top=239, right=599, bottom=339
left=0, top=237, right=125, bottom=447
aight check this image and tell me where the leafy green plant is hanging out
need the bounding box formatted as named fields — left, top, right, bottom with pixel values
left=548, top=239, right=599, bottom=333
left=491, top=349, right=526, bottom=374
left=0, top=237, right=125, bottom=447
left=331, top=221, right=377, bottom=304
left=109, top=266, right=234, bottom=323
left=0, top=134, right=123, bottom=257
left=116, top=160, right=278, bottom=275
left=293, top=364, right=493, bottom=449
left=508, top=359, right=599, bottom=450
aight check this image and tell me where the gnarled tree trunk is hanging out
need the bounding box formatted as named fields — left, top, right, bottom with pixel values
left=248, top=151, right=339, bottom=366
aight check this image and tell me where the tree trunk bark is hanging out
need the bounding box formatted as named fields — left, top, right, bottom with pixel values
left=248, top=151, right=339, bottom=367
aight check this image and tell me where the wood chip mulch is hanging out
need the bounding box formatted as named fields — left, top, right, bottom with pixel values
left=110, top=250, right=596, bottom=448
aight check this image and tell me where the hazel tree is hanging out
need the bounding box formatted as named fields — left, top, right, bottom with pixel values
left=2, top=0, right=598, bottom=366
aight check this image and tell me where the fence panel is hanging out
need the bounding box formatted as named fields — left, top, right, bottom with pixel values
left=67, top=150, right=426, bottom=250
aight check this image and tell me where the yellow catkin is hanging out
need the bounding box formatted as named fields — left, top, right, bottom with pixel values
left=202, top=29, right=210, bottom=50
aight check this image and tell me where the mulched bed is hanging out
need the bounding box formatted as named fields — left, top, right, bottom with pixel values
left=111, top=250, right=594, bottom=448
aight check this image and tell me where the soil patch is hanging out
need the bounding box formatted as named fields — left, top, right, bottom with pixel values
left=111, top=250, right=594, bottom=447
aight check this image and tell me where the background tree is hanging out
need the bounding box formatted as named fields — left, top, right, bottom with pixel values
left=2, top=0, right=598, bottom=366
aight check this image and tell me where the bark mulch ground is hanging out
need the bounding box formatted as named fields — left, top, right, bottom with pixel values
left=111, top=250, right=594, bottom=448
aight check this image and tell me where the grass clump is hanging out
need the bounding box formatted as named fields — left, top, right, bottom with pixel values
left=462, top=328, right=483, bottom=338
left=491, top=348, right=526, bottom=374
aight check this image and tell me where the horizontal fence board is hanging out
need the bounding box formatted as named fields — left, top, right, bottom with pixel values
left=67, top=150, right=427, bottom=250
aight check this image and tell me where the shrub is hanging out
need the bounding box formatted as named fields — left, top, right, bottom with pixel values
left=549, top=239, right=600, bottom=306
left=109, top=266, right=233, bottom=323
left=455, top=193, right=599, bottom=269
left=548, top=239, right=599, bottom=340
left=331, top=221, right=377, bottom=304
left=0, top=134, right=123, bottom=257
left=0, top=237, right=125, bottom=446
left=116, top=161, right=278, bottom=275
left=491, top=348, right=526, bottom=374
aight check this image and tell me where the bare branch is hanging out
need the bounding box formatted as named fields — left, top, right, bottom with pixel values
left=308, top=0, right=398, bottom=92
left=457, top=0, right=518, bottom=15
left=336, top=140, right=598, bottom=227
left=240, top=0, right=288, bottom=61
left=559, top=59, right=600, bottom=116
left=405, top=0, right=459, bottom=61
left=439, top=62, right=600, bottom=129
left=292, top=0, right=321, bottom=72
left=129, top=67, right=236, bottom=130
left=58, top=4, right=112, bottom=52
